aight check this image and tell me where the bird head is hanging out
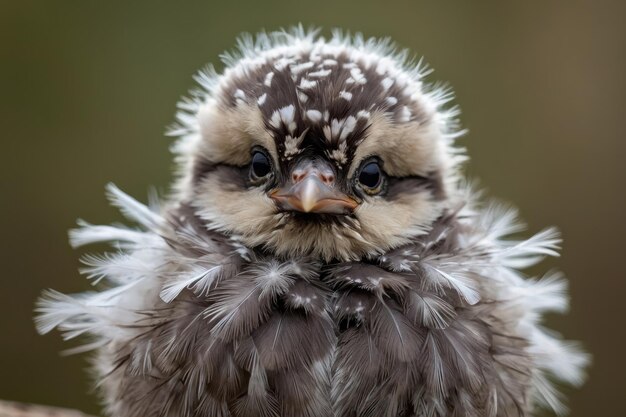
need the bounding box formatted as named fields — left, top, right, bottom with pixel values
left=171, top=29, right=465, bottom=261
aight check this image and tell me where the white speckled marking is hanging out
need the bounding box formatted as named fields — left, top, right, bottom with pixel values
left=325, top=116, right=357, bottom=142
left=339, top=116, right=356, bottom=141
left=308, top=68, right=332, bottom=78
left=329, top=142, right=348, bottom=164
left=349, top=67, right=367, bottom=85
left=290, top=61, right=315, bottom=75
left=339, top=91, right=352, bottom=101
left=386, top=96, right=398, bottom=106
left=264, top=72, right=274, bottom=87
left=257, top=93, right=267, bottom=106
left=375, top=59, right=391, bottom=75
left=305, top=109, right=322, bottom=122
left=309, top=52, right=322, bottom=63
left=400, top=106, right=411, bottom=122
left=299, top=78, right=317, bottom=89
left=284, top=133, right=305, bottom=158
left=356, top=110, right=371, bottom=120
left=270, top=104, right=297, bottom=134
left=274, top=57, right=295, bottom=71
left=381, top=77, right=394, bottom=91
left=234, top=89, right=246, bottom=100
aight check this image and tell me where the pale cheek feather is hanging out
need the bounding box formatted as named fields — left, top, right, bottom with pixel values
left=347, top=112, right=448, bottom=180
left=196, top=104, right=279, bottom=167
left=193, top=175, right=279, bottom=239
left=355, top=194, right=444, bottom=247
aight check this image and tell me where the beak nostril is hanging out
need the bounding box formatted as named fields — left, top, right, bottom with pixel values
left=320, top=173, right=335, bottom=185
left=292, top=170, right=306, bottom=183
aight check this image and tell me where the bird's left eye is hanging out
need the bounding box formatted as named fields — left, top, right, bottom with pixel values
left=250, top=150, right=272, bottom=181
left=357, top=160, right=385, bottom=195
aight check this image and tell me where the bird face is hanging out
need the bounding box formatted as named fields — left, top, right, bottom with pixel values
left=174, top=34, right=462, bottom=261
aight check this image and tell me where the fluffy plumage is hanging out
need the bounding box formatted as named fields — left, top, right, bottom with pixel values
left=36, top=27, right=588, bottom=417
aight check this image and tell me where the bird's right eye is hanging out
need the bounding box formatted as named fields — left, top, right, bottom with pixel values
left=250, top=150, right=272, bottom=180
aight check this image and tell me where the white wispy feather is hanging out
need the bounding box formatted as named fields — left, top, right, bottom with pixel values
left=408, top=291, right=457, bottom=330
left=421, top=262, right=481, bottom=305
left=499, top=227, right=561, bottom=269
left=160, top=264, right=224, bottom=303
left=105, top=183, right=163, bottom=230
left=529, top=326, right=589, bottom=387
left=37, top=185, right=166, bottom=346
left=250, top=260, right=305, bottom=299
left=35, top=287, right=135, bottom=340
left=517, top=271, right=569, bottom=314
left=79, top=251, right=163, bottom=285
left=478, top=204, right=526, bottom=242
left=69, top=220, right=150, bottom=249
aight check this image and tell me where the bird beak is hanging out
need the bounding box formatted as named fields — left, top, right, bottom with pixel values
left=270, top=161, right=358, bottom=215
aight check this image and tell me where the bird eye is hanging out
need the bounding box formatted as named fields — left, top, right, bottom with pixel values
left=357, top=160, right=384, bottom=194
left=250, top=150, right=272, bottom=180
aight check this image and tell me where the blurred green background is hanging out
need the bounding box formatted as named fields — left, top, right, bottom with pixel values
left=1, top=1, right=624, bottom=416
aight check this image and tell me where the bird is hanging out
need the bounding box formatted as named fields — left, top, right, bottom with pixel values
left=35, top=27, right=589, bottom=417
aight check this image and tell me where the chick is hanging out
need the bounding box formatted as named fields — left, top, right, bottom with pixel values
left=36, top=28, right=588, bottom=417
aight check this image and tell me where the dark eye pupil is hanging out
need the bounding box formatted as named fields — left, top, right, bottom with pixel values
left=251, top=152, right=271, bottom=178
left=359, top=162, right=381, bottom=188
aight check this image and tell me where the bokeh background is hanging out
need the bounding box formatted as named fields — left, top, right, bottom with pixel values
left=1, top=1, right=624, bottom=416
